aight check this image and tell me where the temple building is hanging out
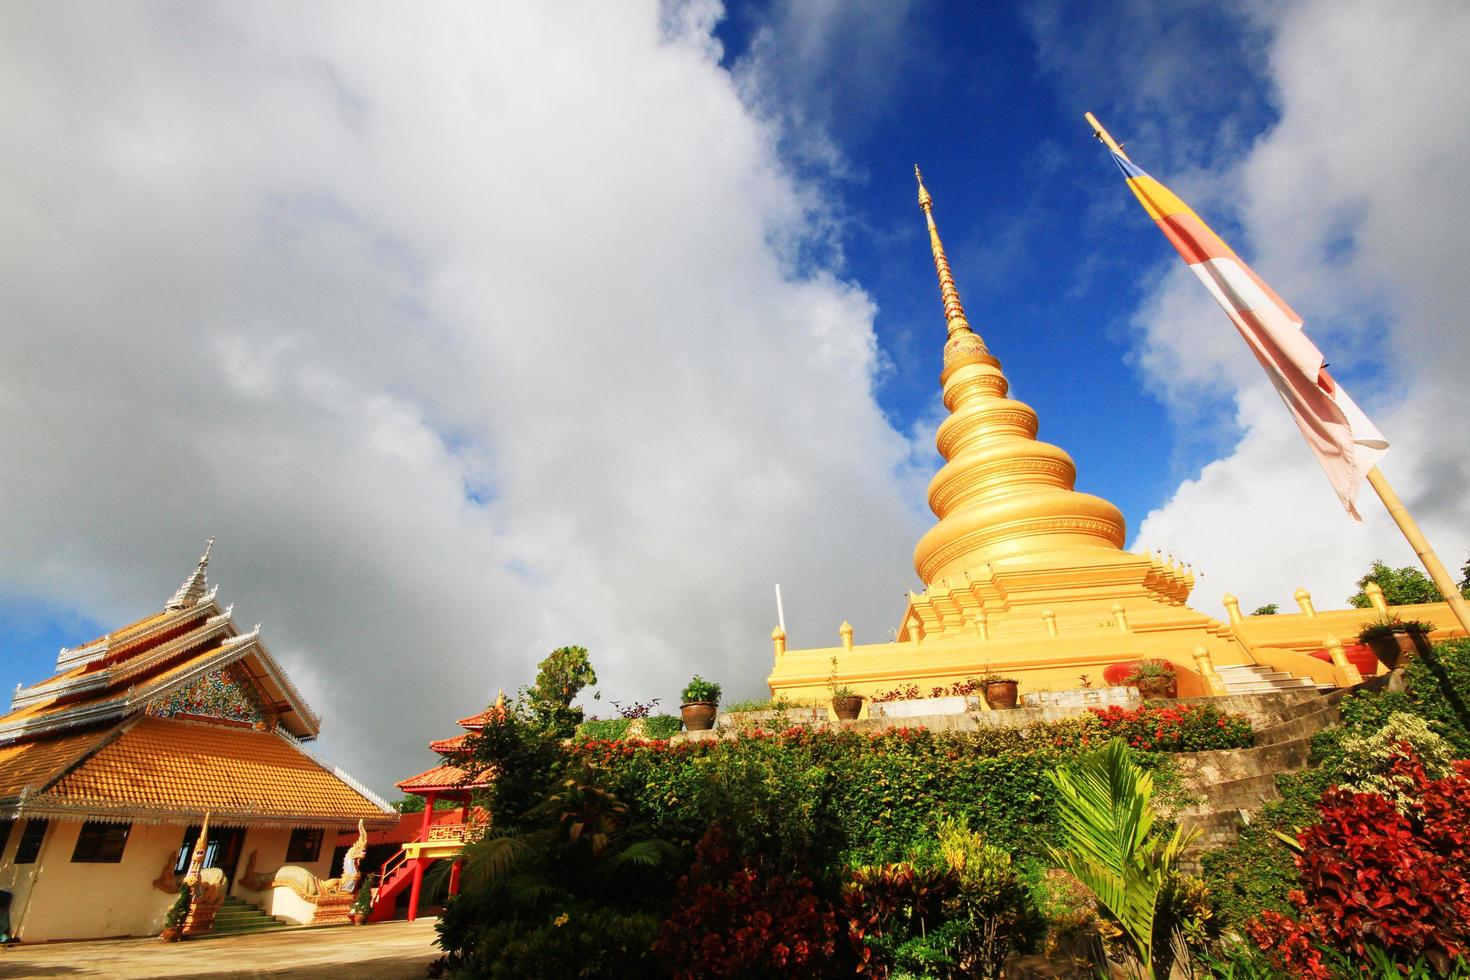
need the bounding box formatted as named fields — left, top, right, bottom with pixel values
left=767, top=172, right=1465, bottom=706
left=367, top=698, right=494, bottom=923
left=0, top=541, right=395, bottom=942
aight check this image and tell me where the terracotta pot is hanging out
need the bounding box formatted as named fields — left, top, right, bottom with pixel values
left=1365, top=630, right=1431, bottom=671
left=680, top=702, right=717, bottom=731
left=982, top=680, right=1019, bottom=710
left=1134, top=675, right=1177, bottom=699
left=159, top=926, right=183, bottom=943
left=831, top=695, right=864, bottom=721
left=349, top=911, right=366, bottom=926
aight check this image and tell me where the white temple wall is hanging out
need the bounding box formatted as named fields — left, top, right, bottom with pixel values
left=10, top=820, right=178, bottom=942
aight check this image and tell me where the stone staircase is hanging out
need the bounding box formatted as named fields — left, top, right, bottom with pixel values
left=1215, top=663, right=1329, bottom=695
left=197, top=895, right=292, bottom=937
left=1172, top=688, right=1350, bottom=870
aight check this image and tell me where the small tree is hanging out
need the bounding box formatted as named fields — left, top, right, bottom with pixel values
left=528, top=646, right=598, bottom=737
left=1250, top=603, right=1279, bottom=616
left=1347, top=558, right=1461, bottom=608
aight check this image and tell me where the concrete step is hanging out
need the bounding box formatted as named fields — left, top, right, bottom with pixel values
left=1178, top=771, right=1285, bottom=813
left=1253, top=701, right=1341, bottom=746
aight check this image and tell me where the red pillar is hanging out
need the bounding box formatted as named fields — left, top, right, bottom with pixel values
left=448, top=859, right=463, bottom=897
left=407, top=858, right=426, bottom=922
left=421, top=792, right=437, bottom=837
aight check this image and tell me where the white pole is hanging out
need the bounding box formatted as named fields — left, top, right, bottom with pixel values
left=774, top=584, right=786, bottom=634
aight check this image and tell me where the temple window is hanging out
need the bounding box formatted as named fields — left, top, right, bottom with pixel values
left=285, top=827, right=324, bottom=863
left=14, top=819, right=48, bottom=864
left=0, top=818, right=12, bottom=859
left=71, top=821, right=131, bottom=863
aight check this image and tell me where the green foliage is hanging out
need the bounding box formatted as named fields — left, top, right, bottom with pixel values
left=1347, top=559, right=1456, bottom=608
left=1356, top=613, right=1434, bottom=642
left=576, top=714, right=683, bottom=742
left=576, top=718, right=631, bottom=740
left=352, top=873, right=375, bottom=915
left=1045, top=739, right=1199, bottom=977
left=163, top=882, right=191, bottom=930
left=436, top=764, right=678, bottom=978
left=1405, top=638, right=1470, bottom=755
left=395, top=795, right=460, bottom=813
left=528, top=646, right=597, bottom=738
left=1249, top=603, right=1278, bottom=616
left=679, top=675, right=720, bottom=704
left=1336, top=712, right=1456, bottom=809
left=643, top=714, right=682, bottom=739
left=1126, top=659, right=1175, bottom=681
left=439, top=906, right=662, bottom=979
left=462, top=696, right=566, bottom=834
left=1204, top=639, right=1470, bottom=931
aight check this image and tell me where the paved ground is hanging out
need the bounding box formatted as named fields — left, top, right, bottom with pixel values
left=0, top=918, right=440, bottom=980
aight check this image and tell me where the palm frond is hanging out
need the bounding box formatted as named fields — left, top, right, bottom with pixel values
left=1047, top=738, right=1189, bottom=975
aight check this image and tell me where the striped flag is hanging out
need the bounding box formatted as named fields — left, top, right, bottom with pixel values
left=1109, top=151, right=1389, bottom=521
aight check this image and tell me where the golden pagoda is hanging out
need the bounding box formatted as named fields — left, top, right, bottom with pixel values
left=766, top=170, right=1465, bottom=708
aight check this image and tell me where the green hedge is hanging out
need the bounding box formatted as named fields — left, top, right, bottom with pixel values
left=575, top=713, right=683, bottom=741
left=572, top=723, right=1200, bottom=870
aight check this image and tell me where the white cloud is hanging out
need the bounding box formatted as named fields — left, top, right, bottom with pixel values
left=0, top=1, right=928, bottom=791
left=1132, top=0, right=1470, bottom=614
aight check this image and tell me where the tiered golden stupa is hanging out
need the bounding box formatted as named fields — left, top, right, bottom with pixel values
left=766, top=170, right=1464, bottom=707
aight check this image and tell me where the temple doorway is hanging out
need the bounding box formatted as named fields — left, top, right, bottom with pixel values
left=174, top=825, right=246, bottom=887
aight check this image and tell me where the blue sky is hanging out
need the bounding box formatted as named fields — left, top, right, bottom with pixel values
left=1, top=0, right=1466, bottom=791
left=711, top=0, right=1273, bottom=518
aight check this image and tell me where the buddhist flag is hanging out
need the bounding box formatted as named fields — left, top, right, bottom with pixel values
left=1108, top=150, right=1389, bottom=521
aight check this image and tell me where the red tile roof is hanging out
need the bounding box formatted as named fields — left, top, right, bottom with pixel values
left=427, top=732, right=472, bottom=754
left=396, top=762, right=493, bottom=794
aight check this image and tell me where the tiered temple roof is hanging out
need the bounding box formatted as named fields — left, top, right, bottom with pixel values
left=0, top=541, right=393, bottom=827
left=396, top=693, right=502, bottom=798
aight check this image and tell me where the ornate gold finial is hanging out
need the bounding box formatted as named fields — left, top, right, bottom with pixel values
left=913, top=166, right=982, bottom=350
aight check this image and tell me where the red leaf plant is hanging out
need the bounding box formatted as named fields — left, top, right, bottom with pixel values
left=655, top=825, right=853, bottom=979
left=1248, top=751, right=1470, bottom=977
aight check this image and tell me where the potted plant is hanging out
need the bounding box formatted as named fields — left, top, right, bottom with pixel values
left=979, top=669, right=1020, bottom=710
left=1127, top=659, right=1177, bottom=699
left=160, top=882, right=190, bottom=942
left=680, top=676, right=721, bottom=731
left=828, top=656, right=864, bottom=721
left=349, top=873, right=374, bottom=926
left=1357, top=616, right=1433, bottom=670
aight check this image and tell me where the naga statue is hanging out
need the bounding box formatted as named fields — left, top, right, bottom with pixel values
left=181, top=812, right=227, bottom=936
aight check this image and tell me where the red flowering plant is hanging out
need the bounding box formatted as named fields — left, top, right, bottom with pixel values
left=1084, top=703, right=1252, bottom=752
left=1247, top=752, right=1470, bottom=976
left=655, top=825, right=854, bottom=979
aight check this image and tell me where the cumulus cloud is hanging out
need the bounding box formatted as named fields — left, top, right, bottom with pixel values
left=1127, top=0, right=1470, bottom=614
left=0, top=0, right=929, bottom=791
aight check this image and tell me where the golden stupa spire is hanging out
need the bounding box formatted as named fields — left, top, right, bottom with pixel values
left=909, top=170, right=1126, bottom=586
left=915, top=168, right=990, bottom=369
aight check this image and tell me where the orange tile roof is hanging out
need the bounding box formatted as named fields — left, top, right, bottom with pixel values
left=15, top=716, right=391, bottom=826
left=396, top=762, right=493, bottom=794
left=0, top=726, right=120, bottom=799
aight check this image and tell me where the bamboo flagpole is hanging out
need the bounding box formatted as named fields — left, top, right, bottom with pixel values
left=1086, top=111, right=1470, bottom=637
left=1365, top=467, right=1470, bottom=634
